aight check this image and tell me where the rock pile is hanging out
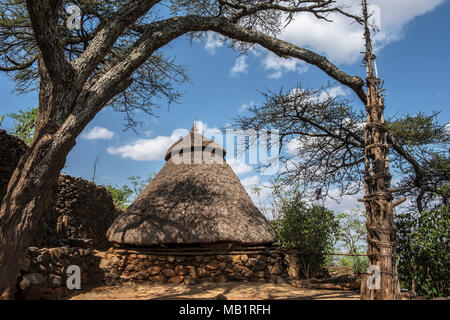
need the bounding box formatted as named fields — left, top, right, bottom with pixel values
left=100, top=248, right=291, bottom=285
left=0, top=130, right=123, bottom=299
left=34, top=174, right=120, bottom=249
left=0, top=130, right=120, bottom=249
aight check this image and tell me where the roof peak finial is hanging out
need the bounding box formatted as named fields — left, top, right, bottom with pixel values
left=191, top=119, right=198, bottom=133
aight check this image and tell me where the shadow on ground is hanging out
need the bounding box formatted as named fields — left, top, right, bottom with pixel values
left=67, top=282, right=360, bottom=300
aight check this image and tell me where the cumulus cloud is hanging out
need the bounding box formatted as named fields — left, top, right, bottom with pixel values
left=323, top=187, right=364, bottom=214
left=107, top=121, right=223, bottom=162
left=107, top=129, right=188, bottom=161
left=81, top=126, right=114, bottom=140
left=230, top=56, right=249, bottom=75
left=317, top=86, right=351, bottom=100
left=279, top=0, right=446, bottom=65
left=240, top=175, right=274, bottom=207
left=228, top=157, right=253, bottom=175
left=263, top=52, right=309, bottom=79
left=202, top=1, right=445, bottom=77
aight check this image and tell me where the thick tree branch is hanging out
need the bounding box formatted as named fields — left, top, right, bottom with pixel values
left=73, top=0, right=161, bottom=85
left=93, top=15, right=366, bottom=107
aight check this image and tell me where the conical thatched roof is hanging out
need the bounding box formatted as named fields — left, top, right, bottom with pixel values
left=107, top=125, right=277, bottom=246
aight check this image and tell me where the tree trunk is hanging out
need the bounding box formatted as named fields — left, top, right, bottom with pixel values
left=0, top=136, right=70, bottom=298
left=0, top=59, right=78, bottom=299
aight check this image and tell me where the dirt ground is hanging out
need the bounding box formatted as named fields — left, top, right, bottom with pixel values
left=68, top=282, right=360, bottom=300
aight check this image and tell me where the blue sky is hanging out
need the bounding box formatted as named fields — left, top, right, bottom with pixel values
left=1, top=0, right=449, bottom=215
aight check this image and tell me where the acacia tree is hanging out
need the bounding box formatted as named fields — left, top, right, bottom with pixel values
left=232, top=87, right=449, bottom=211
left=0, top=0, right=418, bottom=299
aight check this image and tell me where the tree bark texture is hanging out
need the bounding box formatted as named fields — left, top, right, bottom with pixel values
left=359, top=0, right=400, bottom=300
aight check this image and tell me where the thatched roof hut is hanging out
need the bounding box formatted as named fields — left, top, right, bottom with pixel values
left=107, top=125, right=277, bottom=247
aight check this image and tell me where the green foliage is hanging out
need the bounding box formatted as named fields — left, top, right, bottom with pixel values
left=273, top=193, right=339, bottom=278
left=104, top=174, right=154, bottom=210
left=339, top=255, right=368, bottom=275
left=127, top=174, right=155, bottom=199
left=336, top=207, right=367, bottom=253
left=104, top=184, right=133, bottom=210
left=0, top=114, right=4, bottom=127
left=387, top=112, right=447, bottom=147
left=397, top=200, right=450, bottom=297
left=7, top=106, right=38, bottom=145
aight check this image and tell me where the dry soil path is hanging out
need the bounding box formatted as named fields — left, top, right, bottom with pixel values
left=68, top=282, right=359, bottom=300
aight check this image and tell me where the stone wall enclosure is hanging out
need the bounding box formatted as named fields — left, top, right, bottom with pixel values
left=100, top=247, right=293, bottom=286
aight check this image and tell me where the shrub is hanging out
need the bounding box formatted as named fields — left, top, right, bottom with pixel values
left=339, top=255, right=368, bottom=275
left=397, top=203, right=449, bottom=297
left=273, top=194, right=339, bottom=278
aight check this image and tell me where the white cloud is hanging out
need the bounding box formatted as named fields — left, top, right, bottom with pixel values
left=81, top=126, right=115, bottom=140
left=230, top=56, right=249, bottom=75
left=279, top=0, right=446, bottom=65
left=240, top=175, right=274, bottom=207
left=209, top=0, right=445, bottom=77
left=144, top=130, right=153, bottom=137
left=228, top=157, right=253, bottom=175
left=263, top=52, right=309, bottom=78
left=107, top=121, right=223, bottom=162
left=107, top=130, right=188, bottom=161
left=323, top=187, right=364, bottom=214
left=317, top=86, right=351, bottom=100
left=289, top=85, right=350, bottom=102
left=241, top=175, right=260, bottom=188
left=445, top=123, right=450, bottom=135
left=204, top=31, right=224, bottom=54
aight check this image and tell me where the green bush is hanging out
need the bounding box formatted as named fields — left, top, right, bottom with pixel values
left=104, top=174, right=154, bottom=209
left=104, top=184, right=133, bottom=209
left=397, top=203, right=449, bottom=297
left=339, top=255, right=368, bottom=275
left=273, top=194, right=339, bottom=278
left=7, top=106, right=38, bottom=146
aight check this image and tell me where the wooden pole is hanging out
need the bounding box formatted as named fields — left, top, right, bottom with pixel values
left=360, top=0, right=401, bottom=300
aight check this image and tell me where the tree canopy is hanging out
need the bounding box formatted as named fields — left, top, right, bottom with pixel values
left=232, top=85, right=449, bottom=212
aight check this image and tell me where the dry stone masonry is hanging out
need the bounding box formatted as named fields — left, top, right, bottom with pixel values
left=17, top=246, right=103, bottom=300
left=1, top=130, right=120, bottom=299
left=0, top=129, right=27, bottom=202
left=1, top=130, right=120, bottom=249
left=38, top=174, right=120, bottom=249
left=100, top=247, right=291, bottom=285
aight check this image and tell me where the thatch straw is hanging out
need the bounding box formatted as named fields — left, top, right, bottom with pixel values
left=107, top=127, right=276, bottom=246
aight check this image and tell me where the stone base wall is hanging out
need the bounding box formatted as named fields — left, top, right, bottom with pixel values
left=100, top=247, right=293, bottom=285
left=16, top=246, right=104, bottom=300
